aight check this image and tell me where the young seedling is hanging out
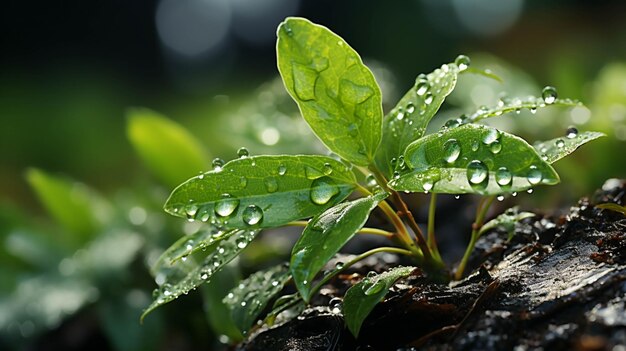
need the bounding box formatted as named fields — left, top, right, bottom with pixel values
left=142, top=17, right=604, bottom=338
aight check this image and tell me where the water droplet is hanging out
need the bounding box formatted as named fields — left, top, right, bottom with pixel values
left=396, top=110, right=405, bottom=121
left=305, top=166, right=324, bottom=180
left=424, top=93, right=434, bottom=105
left=278, top=164, right=287, bottom=176
left=489, top=140, right=502, bottom=154
left=555, top=139, right=565, bottom=148
left=366, top=271, right=378, bottom=279
left=467, top=160, right=489, bottom=189
left=212, top=158, right=225, bottom=170
left=530, top=107, right=537, bottom=114
left=323, top=163, right=333, bottom=176
left=497, top=195, right=505, bottom=202
left=185, top=205, right=198, bottom=220
left=364, top=281, right=384, bottom=296
left=200, top=272, right=209, bottom=280
left=393, top=171, right=400, bottom=180
left=242, top=205, right=263, bottom=226
left=527, top=165, right=543, bottom=185
left=495, top=167, right=512, bottom=187
left=482, top=129, right=501, bottom=145
left=310, top=177, right=339, bottom=205
left=542, top=86, right=558, bottom=104
left=512, top=192, right=517, bottom=197
left=416, top=80, right=429, bottom=96
left=527, top=188, right=533, bottom=194
left=454, top=195, right=460, bottom=200
left=471, top=140, right=480, bottom=152
left=423, top=181, right=434, bottom=192
left=566, top=126, right=578, bottom=139
left=443, top=139, right=461, bottom=163
left=239, top=176, right=248, bottom=188
left=198, top=172, right=205, bottom=180
left=366, top=174, right=377, bottom=188
left=455, top=54, right=470, bottom=71
left=347, top=123, right=358, bottom=137
left=237, top=147, right=249, bottom=158
left=335, top=261, right=345, bottom=270
left=406, top=103, right=415, bottom=114
left=443, top=118, right=460, bottom=129
left=329, top=297, right=343, bottom=314
left=264, top=177, right=278, bottom=193
left=215, top=194, right=239, bottom=217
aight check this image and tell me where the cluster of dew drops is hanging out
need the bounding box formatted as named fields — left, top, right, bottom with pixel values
left=175, top=147, right=343, bottom=229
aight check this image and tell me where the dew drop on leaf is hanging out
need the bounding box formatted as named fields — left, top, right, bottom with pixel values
left=264, top=177, right=278, bottom=193
left=323, top=162, right=333, bottom=176
left=212, top=158, right=225, bottom=170
left=237, top=147, right=249, bottom=158
left=242, top=205, right=263, bottom=226
left=406, top=102, right=415, bottom=114
left=443, top=139, right=461, bottom=163
left=527, top=165, right=543, bottom=185
left=415, top=80, right=429, bottom=96
left=310, top=177, right=339, bottom=205
left=467, top=160, right=489, bottom=190
left=482, top=129, right=501, bottom=145
left=278, top=164, right=287, bottom=176
left=489, top=140, right=502, bottom=154
left=239, top=176, right=248, bottom=188
left=555, top=139, right=565, bottom=148
left=455, top=54, right=470, bottom=71
left=542, top=86, right=558, bottom=105
left=471, top=140, right=480, bottom=152
left=495, top=167, right=512, bottom=187
left=363, top=281, right=384, bottom=296
left=185, top=205, right=198, bottom=220
left=424, top=93, right=434, bottom=105
left=215, top=194, right=239, bottom=217
left=566, top=126, right=578, bottom=139
left=497, top=195, right=505, bottom=202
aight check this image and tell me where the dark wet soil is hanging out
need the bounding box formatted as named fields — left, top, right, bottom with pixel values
left=240, top=179, right=626, bottom=351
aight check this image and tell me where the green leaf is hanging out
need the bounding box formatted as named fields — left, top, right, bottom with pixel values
left=127, top=108, right=209, bottom=188
left=276, top=17, right=383, bottom=166
left=25, top=168, right=110, bottom=243
left=343, top=266, right=415, bottom=337
left=223, top=263, right=291, bottom=333
left=533, top=131, right=605, bottom=164
left=141, top=229, right=258, bottom=321
left=375, top=62, right=460, bottom=177
left=150, top=227, right=239, bottom=277
left=290, top=192, right=388, bottom=302
left=463, top=96, right=580, bottom=124
left=389, top=124, right=559, bottom=195
left=596, top=203, right=626, bottom=216
left=478, top=207, right=535, bottom=240
left=164, top=155, right=356, bottom=229
left=463, top=67, right=503, bottom=83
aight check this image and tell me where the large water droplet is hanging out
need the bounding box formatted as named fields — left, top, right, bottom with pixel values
left=455, top=54, right=470, bottom=71
left=237, top=147, right=249, bottom=158
left=467, top=160, right=489, bottom=189
left=242, top=205, right=263, bottom=226
left=482, top=129, right=501, bottom=145
left=424, top=93, right=434, bottom=105
left=555, top=139, right=565, bottom=148
left=363, top=281, right=384, bottom=296
left=416, top=80, right=429, bottom=96
left=278, top=164, right=287, bottom=176
left=186, top=205, right=198, bottom=220
left=264, top=177, right=278, bottom=193
left=489, top=140, right=502, bottom=154
left=443, top=139, right=461, bottom=163
left=310, top=177, right=339, bottom=205
left=527, top=165, right=543, bottom=185
left=212, top=158, right=225, bottom=170
left=406, top=102, right=415, bottom=114
left=542, top=86, right=558, bottom=105
left=366, top=174, right=377, bottom=188
left=495, top=167, right=512, bottom=187
left=566, top=126, right=578, bottom=139
left=215, top=194, right=239, bottom=217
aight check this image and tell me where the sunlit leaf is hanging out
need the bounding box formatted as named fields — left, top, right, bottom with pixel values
left=141, top=229, right=258, bottom=321
left=343, top=266, right=415, bottom=337
left=277, top=17, right=383, bottom=166
left=461, top=96, right=580, bottom=124
left=533, top=131, right=605, bottom=164
left=223, top=263, right=291, bottom=333
left=389, top=124, right=559, bottom=195
left=478, top=207, right=535, bottom=240
left=291, top=192, right=388, bottom=302
left=26, top=168, right=110, bottom=244
left=127, top=108, right=209, bottom=188
left=376, top=62, right=460, bottom=177
left=164, top=155, right=356, bottom=229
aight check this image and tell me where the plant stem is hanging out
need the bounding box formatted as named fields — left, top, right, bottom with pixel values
left=309, top=246, right=413, bottom=297
left=427, top=193, right=442, bottom=262
left=455, top=195, right=496, bottom=280
left=284, top=221, right=394, bottom=239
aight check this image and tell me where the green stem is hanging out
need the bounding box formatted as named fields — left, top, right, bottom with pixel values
left=455, top=195, right=496, bottom=280
left=427, top=193, right=442, bottom=262
left=309, top=246, right=413, bottom=297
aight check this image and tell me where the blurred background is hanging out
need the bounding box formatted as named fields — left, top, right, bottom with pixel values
left=1, top=0, right=625, bottom=350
